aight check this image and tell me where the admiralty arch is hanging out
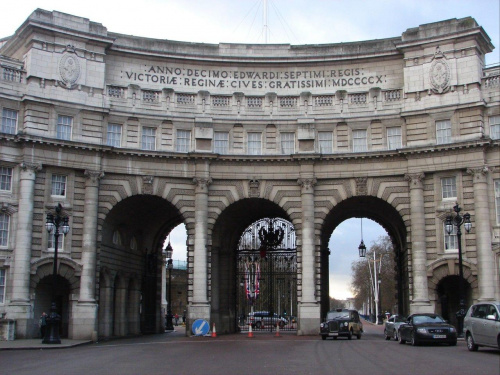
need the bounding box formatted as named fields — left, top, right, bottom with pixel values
left=0, top=9, right=498, bottom=339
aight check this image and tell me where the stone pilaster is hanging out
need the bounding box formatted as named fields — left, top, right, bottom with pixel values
left=467, top=166, right=496, bottom=301
left=72, top=170, right=103, bottom=340
left=8, top=162, right=41, bottom=338
left=405, top=173, right=432, bottom=313
left=297, top=177, right=320, bottom=335
left=189, top=177, right=212, bottom=323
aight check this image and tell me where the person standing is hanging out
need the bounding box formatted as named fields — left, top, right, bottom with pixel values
left=174, top=313, right=179, bottom=326
left=39, top=312, right=47, bottom=338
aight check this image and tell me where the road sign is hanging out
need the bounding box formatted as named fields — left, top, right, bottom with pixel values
left=192, top=319, right=209, bottom=336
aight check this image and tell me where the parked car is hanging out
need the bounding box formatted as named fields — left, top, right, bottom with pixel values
left=398, top=313, right=457, bottom=346
left=384, top=314, right=406, bottom=340
left=248, top=311, right=287, bottom=328
left=463, top=301, right=500, bottom=351
left=320, top=308, right=363, bottom=340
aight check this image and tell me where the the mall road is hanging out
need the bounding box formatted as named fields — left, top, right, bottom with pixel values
left=0, top=323, right=498, bottom=375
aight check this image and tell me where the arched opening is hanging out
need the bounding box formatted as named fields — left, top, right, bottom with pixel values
left=321, top=196, right=408, bottom=320
left=34, top=275, right=70, bottom=338
left=236, top=218, right=297, bottom=332
left=99, top=195, right=184, bottom=337
left=211, top=198, right=292, bottom=334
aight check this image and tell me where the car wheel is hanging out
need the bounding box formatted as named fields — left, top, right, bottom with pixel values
left=466, top=333, right=478, bottom=352
left=449, top=341, right=457, bottom=346
left=279, top=321, right=285, bottom=328
left=393, top=329, right=398, bottom=341
left=411, top=332, right=419, bottom=346
left=348, top=329, right=353, bottom=340
left=321, top=335, right=326, bottom=340
left=384, top=329, right=390, bottom=340
left=255, top=321, right=261, bottom=329
left=398, top=330, right=406, bottom=344
left=356, top=331, right=361, bottom=339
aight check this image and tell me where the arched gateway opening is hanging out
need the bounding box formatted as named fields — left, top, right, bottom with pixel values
left=321, top=196, right=409, bottom=320
left=210, top=198, right=294, bottom=334
left=98, top=195, right=183, bottom=338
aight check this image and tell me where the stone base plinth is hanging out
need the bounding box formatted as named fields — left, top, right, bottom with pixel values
left=297, top=302, right=321, bottom=335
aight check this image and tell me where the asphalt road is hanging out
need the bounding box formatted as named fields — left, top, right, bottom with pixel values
left=0, top=323, right=498, bottom=375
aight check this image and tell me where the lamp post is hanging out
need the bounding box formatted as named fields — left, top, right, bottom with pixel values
left=165, top=240, right=174, bottom=331
left=358, top=218, right=383, bottom=324
left=445, top=203, right=471, bottom=337
left=43, top=203, right=70, bottom=344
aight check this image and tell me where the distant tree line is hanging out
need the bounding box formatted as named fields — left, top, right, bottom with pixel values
left=350, top=236, right=397, bottom=316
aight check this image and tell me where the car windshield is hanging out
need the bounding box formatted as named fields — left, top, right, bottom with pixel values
left=326, top=311, right=349, bottom=319
left=413, top=315, right=445, bottom=324
left=394, top=316, right=406, bottom=322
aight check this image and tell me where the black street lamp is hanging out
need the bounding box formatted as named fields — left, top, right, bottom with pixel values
left=43, top=203, right=70, bottom=344
left=165, top=240, right=174, bottom=331
left=445, top=203, right=472, bottom=337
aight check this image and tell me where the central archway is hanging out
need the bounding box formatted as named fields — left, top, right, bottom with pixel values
left=210, top=198, right=293, bottom=334
left=321, top=196, right=408, bottom=320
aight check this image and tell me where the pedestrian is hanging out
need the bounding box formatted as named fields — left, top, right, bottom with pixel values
left=174, top=313, right=179, bottom=326
left=182, top=312, right=186, bottom=325
left=39, top=312, right=47, bottom=338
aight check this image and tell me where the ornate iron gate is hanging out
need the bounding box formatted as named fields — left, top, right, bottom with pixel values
left=236, top=218, right=297, bottom=333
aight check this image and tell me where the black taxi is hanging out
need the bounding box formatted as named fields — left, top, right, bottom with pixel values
left=320, top=308, right=363, bottom=340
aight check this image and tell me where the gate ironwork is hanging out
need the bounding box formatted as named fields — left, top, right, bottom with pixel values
left=236, top=218, right=297, bottom=333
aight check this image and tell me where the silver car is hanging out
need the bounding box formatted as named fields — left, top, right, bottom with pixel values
left=384, top=314, right=405, bottom=340
left=463, top=302, right=500, bottom=351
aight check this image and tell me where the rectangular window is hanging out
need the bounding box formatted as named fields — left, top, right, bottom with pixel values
left=248, top=132, right=262, bottom=155
left=51, top=175, right=67, bottom=197
left=387, top=127, right=402, bottom=149
left=214, top=131, right=229, bottom=154
left=107, top=124, right=122, bottom=147
left=495, top=179, right=500, bottom=224
left=57, top=115, right=72, bottom=140
left=441, top=177, right=457, bottom=199
left=436, top=120, right=452, bottom=144
left=280, top=132, right=295, bottom=154
left=490, top=115, right=500, bottom=140
left=0, top=269, right=5, bottom=304
left=318, top=132, right=333, bottom=154
left=141, top=127, right=156, bottom=151
left=0, top=167, right=12, bottom=191
left=0, top=213, right=9, bottom=247
left=444, top=223, right=458, bottom=252
left=1, top=108, right=18, bottom=134
left=48, top=233, right=64, bottom=252
left=176, top=130, right=191, bottom=152
left=352, top=129, right=367, bottom=152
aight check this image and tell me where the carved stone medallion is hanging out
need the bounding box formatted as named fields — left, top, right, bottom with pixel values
left=429, top=47, right=450, bottom=94
left=59, top=45, right=81, bottom=89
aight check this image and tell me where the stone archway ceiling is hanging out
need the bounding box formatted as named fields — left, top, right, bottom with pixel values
left=321, top=196, right=407, bottom=247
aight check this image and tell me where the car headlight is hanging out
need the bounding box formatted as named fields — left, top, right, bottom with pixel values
left=416, top=328, right=427, bottom=333
left=344, top=322, right=349, bottom=327
left=449, top=327, right=456, bottom=333
left=320, top=323, right=325, bottom=328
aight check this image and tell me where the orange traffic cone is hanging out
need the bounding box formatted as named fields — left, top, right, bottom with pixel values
left=275, top=323, right=280, bottom=337
left=211, top=323, right=217, bottom=338
left=248, top=323, right=253, bottom=338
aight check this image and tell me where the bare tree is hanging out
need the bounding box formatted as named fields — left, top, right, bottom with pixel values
left=351, top=236, right=396, bottom=315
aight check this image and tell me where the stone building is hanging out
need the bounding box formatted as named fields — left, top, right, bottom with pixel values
left=0, top=9, right=498, bottom=339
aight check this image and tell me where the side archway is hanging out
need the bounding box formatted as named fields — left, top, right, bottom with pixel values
left=320, top=196, right=408, bottom=319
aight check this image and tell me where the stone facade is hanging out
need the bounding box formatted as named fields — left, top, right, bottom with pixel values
left=0, top=9, right=498, bottom=339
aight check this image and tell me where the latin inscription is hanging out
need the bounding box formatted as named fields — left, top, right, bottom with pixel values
left=120, top=65, right=388, bottom=91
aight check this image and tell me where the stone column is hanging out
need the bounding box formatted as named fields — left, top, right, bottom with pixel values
left=190, top=177, right=211, bottom=322
left=467, top=167, right=496, bottom=301
left=405, top=173, right=432, bottom=313
left=297, top=177, right=320, bottom=335
left=9, top=162, right=41, bottom=338
left=71, top=170, right=103, bottom=340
